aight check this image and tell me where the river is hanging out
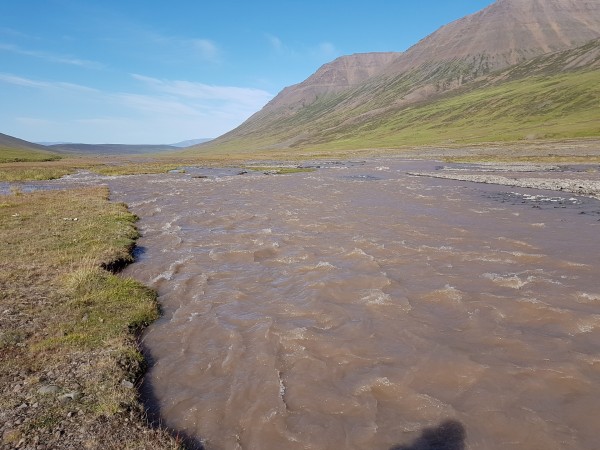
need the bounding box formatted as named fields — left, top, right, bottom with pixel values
left=106, top=158, right=600, bottom=450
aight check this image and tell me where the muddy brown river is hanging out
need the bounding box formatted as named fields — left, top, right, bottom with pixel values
left=107, top=159, right=600, bottom=450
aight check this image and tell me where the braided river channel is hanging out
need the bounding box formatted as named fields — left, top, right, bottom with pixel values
left=108, top=159, right=600, bottom=450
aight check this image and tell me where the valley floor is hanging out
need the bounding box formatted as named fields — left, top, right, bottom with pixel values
left=1, top=139, right=599, bottom=449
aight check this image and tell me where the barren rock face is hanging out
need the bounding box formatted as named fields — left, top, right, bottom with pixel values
left=266, top=52, right=400, bottom=111
left=388, top=0, right=600, bottom=73
left=303, top=52, right=400, bottom=87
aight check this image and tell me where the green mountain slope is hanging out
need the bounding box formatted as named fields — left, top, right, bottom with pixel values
left=0, top=133, right=61, bottom=163
left=186, top=39, right=600, bottom=155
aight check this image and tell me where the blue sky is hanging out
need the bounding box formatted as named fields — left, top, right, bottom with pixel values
left=0, top=1, right=495, bottom=144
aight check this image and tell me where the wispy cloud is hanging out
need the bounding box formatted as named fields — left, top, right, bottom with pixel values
left=100, top=23, right=222, bottom=64
left=0, top=72, right=99, bottom=92
left=131, top=74, right=273, bottom=108
left=263, top=34, right=339, bottom=61
left=314, top=42, right=338, bottom=58
left=114, top=92, right=200, bottom=116
left=191, top=39, right=219, bottom=61
left=0, top=71, right=273, bottom=142
left=0, top=27, right=32, bottom=39
left=0, top=73, right=47, bottom=88
left=0, top=43, right=104, bottom=69
left=265, top=33, right=284, bottom=52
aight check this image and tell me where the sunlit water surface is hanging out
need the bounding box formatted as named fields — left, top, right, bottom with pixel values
left=107, top=159, right=600, bottom=450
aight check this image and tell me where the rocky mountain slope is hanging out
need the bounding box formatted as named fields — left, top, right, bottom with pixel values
left=387, top=0, right=600, bottom=75
left=192, top=0, right=600, bottom=154
left=269, top=52, right=400, bottom=112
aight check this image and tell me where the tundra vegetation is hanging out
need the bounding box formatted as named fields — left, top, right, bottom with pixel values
left=0, top=187, right=181, bottom=449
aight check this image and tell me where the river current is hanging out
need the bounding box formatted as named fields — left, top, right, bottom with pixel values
left=108, top=159, right=600, bottom=450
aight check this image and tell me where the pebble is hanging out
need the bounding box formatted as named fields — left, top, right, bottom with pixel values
left=38, top=385, right=60, bottom=395
left=121, top=379, right=134, bottom=389
left=58, top=391, right=81, bottom=403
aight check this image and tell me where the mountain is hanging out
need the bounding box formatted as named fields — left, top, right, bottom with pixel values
left=269, top=52, right=400, bottom=113
left=48, top=143, right=182, bottom=155
left=170, top=138, right=213, bottom=148
left=190, top=0, right=600, bottom=154
left=0, top=133, right=61, bottom=162
left=386, top=0, right=600, bottom=76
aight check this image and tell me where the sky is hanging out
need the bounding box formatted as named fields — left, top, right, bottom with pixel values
left=0, top=0, right=495, bottom=144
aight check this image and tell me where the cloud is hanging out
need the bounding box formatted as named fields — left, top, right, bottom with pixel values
left=114, top=93, right=200, bottom=116
left=265, top=33, right=284, bottom=51
left=315, top=42, right=338, bottom=58
left=0, top=72, right=99, bottom=92
left=0, top=71, right=274, bottom=142
left=0, top=43, right=104, bottom=69
left=0, top=27, right=31, bottom=39
left=131, top=74, right=273, bottom=108
left=101, top=24, right=221, bottom=64
left=191, top=39, right=219, bottom=60
left=262, top=35, right=339, bottom=62
left=0, top=73, right=48, bottom=88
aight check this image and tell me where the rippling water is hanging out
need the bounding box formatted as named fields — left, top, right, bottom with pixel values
left=109, top=159, right=600, bottom=450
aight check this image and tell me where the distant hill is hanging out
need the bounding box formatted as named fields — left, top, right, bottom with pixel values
left=48, top=143, right=182, bottom=155
left=170, top=138, right=212, bottom=148
left=0, top=133, right=61, bottom=163
left=189, top=0, right=600, bottom=154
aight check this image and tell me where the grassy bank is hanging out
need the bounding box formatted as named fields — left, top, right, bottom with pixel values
left=0, top=158, right=94, bottom=182
left=0, top=158, right=186, bottom=182
left=0, top=187, right=181, bottom=449
left=188, top=67, right=600, bottom=155
left=0, top=147, right=62, bottom=164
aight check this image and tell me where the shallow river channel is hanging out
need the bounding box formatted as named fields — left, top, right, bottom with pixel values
left=108, top=159, right=600, bottom=450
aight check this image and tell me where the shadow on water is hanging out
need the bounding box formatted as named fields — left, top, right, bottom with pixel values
left=390, top=420, right=466, bottom=450
left=140, top=342, right=463, bottom=450
left=140, top=349, right=206, bottom=450
left=131, top=245, right=148, bottom=261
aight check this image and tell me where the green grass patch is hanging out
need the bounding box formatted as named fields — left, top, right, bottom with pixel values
left=0, top=158, right=94, bottom=181
left=0, top=146, right=62, bottom=163
left=0, top=187, right=179, bottom=448
left=93, top=162, right=184, bottom=176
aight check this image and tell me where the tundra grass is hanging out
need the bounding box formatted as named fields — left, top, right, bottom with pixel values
left=0, top=158, right=184, bottom=182
left=0, top=147, right=62, bottom=163
left=0, top=187, right=181, bottom=449
left=192, top=69, right=600, bottom=155
left=0, top=158, right=94, bottom=182
left=293, top=70, right=600, bottom=150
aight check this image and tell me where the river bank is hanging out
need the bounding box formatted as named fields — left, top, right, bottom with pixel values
left=0, top=187, right=180, bottom=450
left=407, top=161, right=600, bottom=199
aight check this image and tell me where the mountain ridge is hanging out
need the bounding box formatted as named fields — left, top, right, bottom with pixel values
left=0, top=132, right=61, bottom=162
left=193, top=0, right=600, bottom=154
